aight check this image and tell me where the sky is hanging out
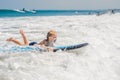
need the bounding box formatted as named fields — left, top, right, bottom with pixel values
left=0, top=0, right=120, bottom=10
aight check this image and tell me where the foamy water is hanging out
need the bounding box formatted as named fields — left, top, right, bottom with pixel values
left=0, top=14, right=120, bottom=80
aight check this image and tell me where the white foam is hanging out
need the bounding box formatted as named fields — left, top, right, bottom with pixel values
left=14, top=9, right=25, bottom=13
left=0, top=14, right=120, bottom=80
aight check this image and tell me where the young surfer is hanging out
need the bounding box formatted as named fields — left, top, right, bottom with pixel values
left=6, top=29, right=57, bottom=52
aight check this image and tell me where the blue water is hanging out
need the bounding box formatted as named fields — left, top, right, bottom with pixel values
left=0, top=9, right=115, bottom=17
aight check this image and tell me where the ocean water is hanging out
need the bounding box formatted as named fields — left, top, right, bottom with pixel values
left=1, top=9, right=119, bottom=17
left=0, top=12, right=120, bottom=80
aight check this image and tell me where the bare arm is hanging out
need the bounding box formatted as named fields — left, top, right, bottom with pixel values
left=38, top=40, right=53, bottom=52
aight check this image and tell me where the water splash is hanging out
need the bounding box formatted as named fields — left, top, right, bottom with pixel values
left=0, top=14, right=120, bottom=80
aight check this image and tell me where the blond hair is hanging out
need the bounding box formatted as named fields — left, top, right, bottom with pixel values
left=47, top=30, right=57, bottom=39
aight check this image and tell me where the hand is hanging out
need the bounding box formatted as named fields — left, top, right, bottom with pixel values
left=46, top=47, right=54, bottom=52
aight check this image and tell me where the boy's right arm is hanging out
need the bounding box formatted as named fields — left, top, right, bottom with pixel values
left=38, top=40, right=53, bottom=52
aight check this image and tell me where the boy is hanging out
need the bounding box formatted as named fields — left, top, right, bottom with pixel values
left=6, top=29, right=57, bottom=52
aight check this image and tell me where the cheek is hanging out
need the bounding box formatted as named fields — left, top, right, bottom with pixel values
left=49, top=37, right=53, bottom=40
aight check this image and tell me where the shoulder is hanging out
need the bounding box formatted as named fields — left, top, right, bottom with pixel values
left=42, top=39, right=47, bottom=42
left=39, top=39, right=47, bottom=44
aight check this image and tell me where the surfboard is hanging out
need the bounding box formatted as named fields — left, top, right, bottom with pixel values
left=54, top=43, right=88, bottom=52
left=0, top=43, right=88, bottom=53
left=0, top=46, right=43, bottom=53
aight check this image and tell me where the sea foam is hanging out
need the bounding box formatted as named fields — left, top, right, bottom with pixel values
left=0, top=13, right=120, bottom=80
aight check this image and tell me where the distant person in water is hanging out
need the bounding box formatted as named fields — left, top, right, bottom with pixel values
left=22, top=8, right=25, bottom=11
left=96, top=12, right=100, bottom=16
left=6, top=29, right=57, bottom=51
left=111, top=10, right=115, bottom=14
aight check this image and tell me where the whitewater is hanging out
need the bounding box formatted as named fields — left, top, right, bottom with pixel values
left=0, top=13, right=120, bottom=80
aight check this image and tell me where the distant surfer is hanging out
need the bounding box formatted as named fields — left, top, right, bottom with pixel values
left=32, top=9, right=35, bottom=11
left=111, top=10, right=115, bottom=14
left=96, top=12, right=100, bottom=16
left=22, top=8, right=25, bottom=11
left=88, top=12, right=91, bottom=15
left=6, top=29, right=57, bottom=52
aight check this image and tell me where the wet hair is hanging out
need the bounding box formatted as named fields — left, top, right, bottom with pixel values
left=47, top=30, right=57, bottom=41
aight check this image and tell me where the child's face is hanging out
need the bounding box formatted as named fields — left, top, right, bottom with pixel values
left=48, top=34, right=57, bottom=42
